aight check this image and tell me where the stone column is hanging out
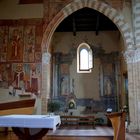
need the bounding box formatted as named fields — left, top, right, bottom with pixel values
left=132, top=0, right=140, bottom=45
left=41, top=52, right=51, bottom=114
left=124, top=48, right=140, bottom=132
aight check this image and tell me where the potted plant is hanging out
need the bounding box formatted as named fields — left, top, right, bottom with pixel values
left=47, top=101, right=61, bottom=114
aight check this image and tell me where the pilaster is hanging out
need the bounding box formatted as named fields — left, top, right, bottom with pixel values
left=132, top=0, right=140, bottom=45
left=124, top=47, right=140, bottom=132
left=41, top=52, right=51, bottom=114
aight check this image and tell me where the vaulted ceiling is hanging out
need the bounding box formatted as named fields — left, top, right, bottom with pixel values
left=19, top=0, right=42, bottom=4
left=19, top=1, right=118, bottom=34
left=56, top=8, right=118, bottom=34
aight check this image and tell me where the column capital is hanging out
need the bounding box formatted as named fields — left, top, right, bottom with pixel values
left=123, top=48, right=135, bottom=63
left=42, top=52, right=51, bottom=64
left=124, top=47, right=140, bottom=63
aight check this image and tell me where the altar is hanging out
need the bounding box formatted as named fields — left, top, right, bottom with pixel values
left=0, top=114, right=61, bottom=140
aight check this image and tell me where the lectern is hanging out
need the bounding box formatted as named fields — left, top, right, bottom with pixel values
left=106, top=111, right=126, bottom=140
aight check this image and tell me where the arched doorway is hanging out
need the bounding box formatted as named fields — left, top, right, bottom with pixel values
left=41, top=0, right=134, bottom=130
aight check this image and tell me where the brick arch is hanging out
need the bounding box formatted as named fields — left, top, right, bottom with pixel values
left=42, top=0, right=134, bottom=51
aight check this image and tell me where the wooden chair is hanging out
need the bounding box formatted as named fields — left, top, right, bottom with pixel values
left=106, top=111, right=126, bottom=140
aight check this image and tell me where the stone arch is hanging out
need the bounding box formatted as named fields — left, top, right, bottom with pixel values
left=42, top=0, right=134, bottom=51
left=41, top=0, right=134, bottom=115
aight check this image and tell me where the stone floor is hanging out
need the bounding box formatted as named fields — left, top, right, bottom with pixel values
left=0, top=126, right=140, bottom=140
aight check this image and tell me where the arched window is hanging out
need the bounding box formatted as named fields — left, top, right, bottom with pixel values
left=77, top=43, right=93, bottom=73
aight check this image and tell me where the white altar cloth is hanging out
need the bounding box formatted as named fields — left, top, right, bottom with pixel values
left=0, top=115, right=61, bottom=131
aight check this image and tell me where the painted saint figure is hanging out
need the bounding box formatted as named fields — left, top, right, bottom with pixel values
left=13, top=64, right=24, bottom=89
left=9, top=27, right=23, bottom=61
left=104, top=78, right=112, bottom=96
left=61, top=76, right=69, bottom=95
left=11, top=29, right=20, bottom=58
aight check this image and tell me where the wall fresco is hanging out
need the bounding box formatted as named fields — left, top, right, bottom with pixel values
left=0, top=64, right=12, bottom=88
left=12, top=63, right=41, bottom=94
left=24, top=26, right=35, bottom=62
left=0, top=23, right=42, bottom=95
left=0, top=26, right=8, bottom=62
left=8, top=27, right=24, bottom=61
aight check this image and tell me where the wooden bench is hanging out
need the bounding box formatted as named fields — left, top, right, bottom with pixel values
left=60, top=115, right=95, bottom=128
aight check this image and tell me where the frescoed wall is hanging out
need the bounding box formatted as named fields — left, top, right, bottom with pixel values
left=8, top=27, right=23, bottom=61
left=0, top=20, right=42, bottom=95
left=0, top=26, right=8, bottom=62
left=24, top=26, right=35, bottom=62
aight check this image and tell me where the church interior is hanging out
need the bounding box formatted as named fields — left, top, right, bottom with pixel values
left=0, top=0, right=140, bottom=139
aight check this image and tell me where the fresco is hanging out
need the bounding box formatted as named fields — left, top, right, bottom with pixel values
left=0, top=24, right=42, bottom=96
left=60, top=64, right=70, bottom=96
left=8, top=27, right=24, bottom=61
left=0, top=64, right=12, bottom=88
left=24, top=26, right=35, bottom=62
left=12, top=63, right=24, bottom=89
left=35, top=52, right=42, bottom=62
left=12, top=63, right=41, bottom=95
left=0, top=26, right=8, bottom=62
left=24, top=63, right=41, bottom=94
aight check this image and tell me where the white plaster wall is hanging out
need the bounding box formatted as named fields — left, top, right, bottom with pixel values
left=0, top=0, right=43, bottom=19
left=52, top=31, right=121, bottom=100
left=70, top=58, right=100, bottom=100
left=53, top=31, right=120, bottom=54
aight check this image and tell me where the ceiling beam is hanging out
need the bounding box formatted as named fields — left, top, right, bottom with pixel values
left=56, top=8, right=118, bottom=32
left=95, top=13, right=100, bottom=35
left=72, top=16, right=76, bottom=36
left=19, top=0, right=43, bottom=4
